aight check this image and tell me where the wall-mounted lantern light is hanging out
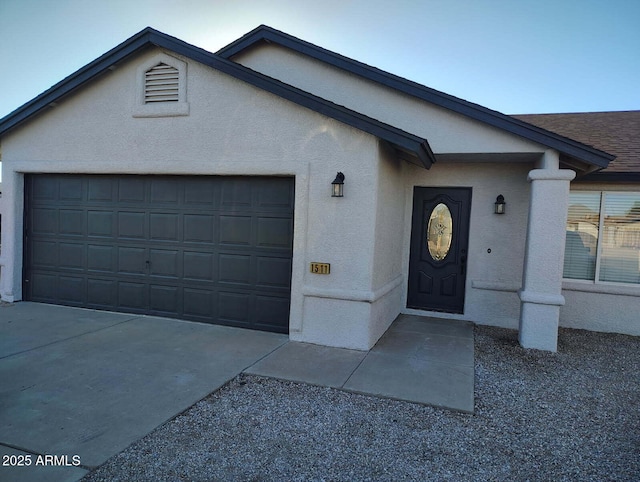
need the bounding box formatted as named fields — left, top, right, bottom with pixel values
left=331, top=172, right=345, bottom=197
left=495, top=194, right=506, bottom=214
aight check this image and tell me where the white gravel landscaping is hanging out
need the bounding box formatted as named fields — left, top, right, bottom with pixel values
left=82, top=325, right=639, bottom=481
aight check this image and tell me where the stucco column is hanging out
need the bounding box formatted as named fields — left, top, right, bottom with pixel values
left=0, top=170, right=23, bottom=303
left=519, top=150, right=575, bottom=351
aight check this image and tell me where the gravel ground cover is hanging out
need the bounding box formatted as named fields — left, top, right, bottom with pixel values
left=83, top=326, right=639, bottom=481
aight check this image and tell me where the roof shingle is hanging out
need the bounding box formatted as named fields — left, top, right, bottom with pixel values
left=512, top=111, right=640, bottom=173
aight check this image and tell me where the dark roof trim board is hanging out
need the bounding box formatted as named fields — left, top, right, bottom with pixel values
left=218, top=25, right=615, bottom=169
left=0, top=28, right=435, bottom=169
left=577, top=172, right=640, bottom=183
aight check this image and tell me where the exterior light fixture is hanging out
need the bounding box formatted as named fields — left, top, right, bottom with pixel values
left=331, top=172, right=345, bottom=197
left=495, top=194, right=506, bottom=214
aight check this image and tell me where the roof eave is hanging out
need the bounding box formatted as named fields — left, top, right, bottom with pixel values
left=0, top=27, right=434, bottom=169
left=217, top=25, right=613, bottom=170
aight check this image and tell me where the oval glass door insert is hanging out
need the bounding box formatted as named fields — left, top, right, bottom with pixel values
left=427, top=203, right=453, bottom=261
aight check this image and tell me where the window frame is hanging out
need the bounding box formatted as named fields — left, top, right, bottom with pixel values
left=564, top=190, right=640, bottom=287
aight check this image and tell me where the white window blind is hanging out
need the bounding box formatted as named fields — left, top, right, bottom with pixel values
left=564, top=192, right=600, bottom=280
left=564, top=191, right=640, bottom=285
left=144, top=63, right=179, bottom=103
left=599, top=193, right=640, bottom=284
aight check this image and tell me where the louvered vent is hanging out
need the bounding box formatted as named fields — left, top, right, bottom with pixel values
left=144, top=63, right=179, bottom=103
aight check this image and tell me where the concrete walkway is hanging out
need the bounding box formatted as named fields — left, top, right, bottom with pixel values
left=247, top=315, right=474, bottom=412
left=0, top=303, right=473, bottom=482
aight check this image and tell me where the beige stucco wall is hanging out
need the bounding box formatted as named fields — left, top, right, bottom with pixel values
left=232, top=43, right=547, bottom=156
left=0, top=47, right=396, bottom=349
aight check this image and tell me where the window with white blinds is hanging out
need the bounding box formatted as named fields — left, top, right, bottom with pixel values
left=144, top=63, right=179, bottom=103
left=564, top=191, right=640, bottom=285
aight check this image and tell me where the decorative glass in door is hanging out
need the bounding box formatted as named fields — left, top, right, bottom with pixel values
left=426, top=203, right=453, bottom=261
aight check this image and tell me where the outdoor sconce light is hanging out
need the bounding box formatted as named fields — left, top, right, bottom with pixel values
left=495, top=194, right=506, bottom=214
left=331, top=172, right=345, bottom=197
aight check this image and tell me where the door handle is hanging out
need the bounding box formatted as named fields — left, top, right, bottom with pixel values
left=460, top=255, right=466, bottom=275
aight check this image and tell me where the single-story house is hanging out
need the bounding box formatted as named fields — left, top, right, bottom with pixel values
left=0, top=26, right=638, bottom=352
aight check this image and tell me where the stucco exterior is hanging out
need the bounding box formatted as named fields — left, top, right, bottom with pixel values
left=1, top=27, right=636, bottom=352
left=559, top=181, right=640, bottom=336
left=0, top=47, right=397, bottom=349
left=232, top=42, right=547, bottom=156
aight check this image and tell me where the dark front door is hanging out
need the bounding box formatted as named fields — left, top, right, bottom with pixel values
left=407, top=187, right=471, bottom=313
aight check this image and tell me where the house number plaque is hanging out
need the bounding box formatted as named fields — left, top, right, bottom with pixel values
left=310, top=262, right=331, bottom=274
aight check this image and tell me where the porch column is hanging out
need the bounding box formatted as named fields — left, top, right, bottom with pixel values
left=519, top=150, right=575, bottom=351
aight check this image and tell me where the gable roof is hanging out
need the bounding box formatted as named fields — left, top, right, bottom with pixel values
left=0, top=27, right=435, bottom=169
left=513, top=111, right=640, bottom=181
left=218, top=25, right=615, bottom=171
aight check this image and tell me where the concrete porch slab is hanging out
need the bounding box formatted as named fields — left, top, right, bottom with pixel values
left=245, top=314, right=475, bottom=413
left=344, top=315, right=475, bottom=412
left=246, top=341, right=367, bottom=387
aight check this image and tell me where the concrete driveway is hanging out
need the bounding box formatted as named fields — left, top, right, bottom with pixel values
left=0, top=302, right=286, bottom=482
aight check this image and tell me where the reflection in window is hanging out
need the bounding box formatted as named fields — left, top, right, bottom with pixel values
left=427, top=203, right=453, bottom=261
left=564, top=192, right=600, bottom=280
left=600, top=193, right=640, bottom=284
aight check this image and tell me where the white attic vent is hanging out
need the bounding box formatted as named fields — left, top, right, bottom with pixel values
left=134, top=53, right=189, bottom=117
left=144, top=63, right=179, bottom=103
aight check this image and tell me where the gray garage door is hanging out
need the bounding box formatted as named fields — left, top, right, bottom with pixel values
left=24, top=174, right=294, bottom=333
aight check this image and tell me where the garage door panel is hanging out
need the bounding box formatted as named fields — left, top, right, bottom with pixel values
left=59, top=209, right=85, bottom=236
left=184, top=178, right=217, bottom=205
left=59, top=243, right=85, bottom=270
left=31, top=240, right=58, bottom=269
left=255, top=295, right=289, bottom=332
left=258, top=181, right=294, bottom=208
left=118, top=178, right=146, bottom=202
left=30, top=273, right=58, bottom=301
left=219, top=254, right=251, bottom=285
left=151, top=178, right=180, bottom=204
left=150, top=213, right=180, bottom=241
left=32, top=177, right=58, bottom=200
left=88, top=211, right=115, bottom=238
left=59, top=178, right=84, bottom=201
left=88, top=245, right=116, bottom=272
left=149, top=285, right=180, bottom=314
left=25, top=174, right=293, bottom=334
left=88, top=279, right=117, bottom=307
left=118, top=212, right=146, bottom=239
left=59, top=276, right=85, bottom=304
left=118, top=247, right=147, bottom=274
left=218, top=292, right=251, bottom=324
left=256, top=257, right=292, bottom=289
left=118, top=282, right=147, bottom=310
left=88, top=178, right=115, bottom=202
left=184, top=288, right=214, bottom=318
left=32, top=208, right=58, bottom=235
left=184, top=214, right=214, bottom=243
left=257, top=217, right=292, bottom=248
left=221, top=180, right=253, bottom=208
left=149, top=249, right=180, bottom=278
left=219, top=215, right=252, bottom=245
left=183, top=252, right=215, bottom=281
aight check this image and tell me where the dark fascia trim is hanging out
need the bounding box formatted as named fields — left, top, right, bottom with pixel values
left=218, top=25, right=615, bottom=169
left=0, top=27, right=155, bottom=134
left=0, top=28, right=435, bottom=169
left=575, top=172, right=640, bottom=183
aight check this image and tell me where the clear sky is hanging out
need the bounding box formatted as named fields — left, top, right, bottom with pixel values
left=0, top=0, right=639, bottom=120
